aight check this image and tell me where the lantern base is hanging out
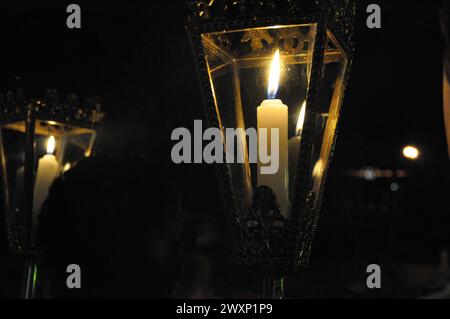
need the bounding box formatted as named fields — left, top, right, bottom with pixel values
left=235, top=185, right=316, bottom=275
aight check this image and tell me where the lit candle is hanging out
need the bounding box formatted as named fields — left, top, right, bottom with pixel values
left=257, top=49, right=289, bottom=216
left=288, top=101, right=306, bottom=193
left=33, top=135, right=60, bottom=224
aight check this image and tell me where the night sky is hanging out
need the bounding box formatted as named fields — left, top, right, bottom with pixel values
left=1, top=1, right=447, bottom=169
left=0, top=0, right=449, bottom=298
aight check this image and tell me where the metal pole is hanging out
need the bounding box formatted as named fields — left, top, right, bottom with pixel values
left=21, top=102, right=36, bottom=299
left=21, top=258, right=36, bottom=299
left=261, top=276, right=284, bottom=299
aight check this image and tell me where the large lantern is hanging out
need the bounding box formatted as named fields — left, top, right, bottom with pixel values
left=186, top=0, right=355, bottom=297
left=0, top=89, right=103, bottom=298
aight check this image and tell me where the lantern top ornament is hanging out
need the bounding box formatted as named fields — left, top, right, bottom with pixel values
left=186, top=0, right=356, bottom=56
left=0, top=89, right=104, bottom=129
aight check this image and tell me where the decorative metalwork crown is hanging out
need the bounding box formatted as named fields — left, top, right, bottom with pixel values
left=187, top=0, right=321, bottom=20
left=0, top=89, right=104, bottom=128
left=187, top=0, right=356, bottom=54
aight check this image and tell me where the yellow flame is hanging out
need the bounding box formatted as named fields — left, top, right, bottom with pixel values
left=402, top=146, right=419, bottom=159
left=312, top=159, right=323, bottom=178
left=267, top=49, right=281, bottom=98
left=296, top=101, right=306, bottom=135
left=46, top=136, right=55, bottom=154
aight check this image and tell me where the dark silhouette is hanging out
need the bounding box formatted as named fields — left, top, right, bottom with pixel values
left=37, top=156, right=182, bottom=298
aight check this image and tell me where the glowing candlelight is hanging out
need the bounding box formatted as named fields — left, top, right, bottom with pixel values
left=257, top=49, right=289, bottom=216
left=33, top=135, right=60, bottom=224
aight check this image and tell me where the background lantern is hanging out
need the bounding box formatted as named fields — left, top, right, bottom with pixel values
left=0, top=89, right=103, bottom=298
left=187, top=0, right=355, bottom=297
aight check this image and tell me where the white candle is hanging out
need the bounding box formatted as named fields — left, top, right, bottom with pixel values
left=33, top=136, right=60, bottom=224
left=257, top=50, right=289, bottom=216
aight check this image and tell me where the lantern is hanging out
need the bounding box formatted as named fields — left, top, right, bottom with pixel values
left=187, top=0, right=355, bottom=298
left=0, top=89, right=103, bottom=297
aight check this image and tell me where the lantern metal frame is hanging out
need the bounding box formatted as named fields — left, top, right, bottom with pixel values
left=0, top=89, right=103, bottom=298
left=186, top=0, right=355, bottom=298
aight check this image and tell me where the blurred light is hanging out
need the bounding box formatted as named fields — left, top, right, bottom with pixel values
left=402, top=145, right=419, bottom=159
left=396, top=169, right=406, bottom=178
left=382, top=170, right=393, bottom=178
left=63, top=163, right=71, bottom=172
left=363, top=167, right=376, bottom=181
left=374, top=169, right=382, bottom=178
left=390, top=182, right=399, bottom=192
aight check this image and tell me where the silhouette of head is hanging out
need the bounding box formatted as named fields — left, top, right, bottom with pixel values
left=38, top=156, right=182, bottom=298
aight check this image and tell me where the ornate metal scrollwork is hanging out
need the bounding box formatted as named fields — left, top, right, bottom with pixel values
left=186, top=0, right=323, bottom=21
left=234, top=185, right=317, bottom=275
left=187, top=0, right=355, bottom=61
left=0, top=89, right=104, bottom=128
left=242, top=186, right=286, bottom=256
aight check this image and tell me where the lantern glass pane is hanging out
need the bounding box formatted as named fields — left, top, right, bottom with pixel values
left=201, top=24, right=317, bottom=216
left=1, top=121, right=27, bottom=213
left=0, top=119, right=96, bottom=224
left=308, top=31, right=348, bottom=209
left=29, top=120, right=96, bottom=170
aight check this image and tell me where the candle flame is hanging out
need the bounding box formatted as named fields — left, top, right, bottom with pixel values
left=296, top=101, right=306, bottom=135
left=312, top=159, right=323, bottom=178
left=46, top=136, right=55, bottom=154
left=267, top=49, right=281, bottom=99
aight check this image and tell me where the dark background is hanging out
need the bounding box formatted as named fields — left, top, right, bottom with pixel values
left=0, top=0, right=449, bottom=298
